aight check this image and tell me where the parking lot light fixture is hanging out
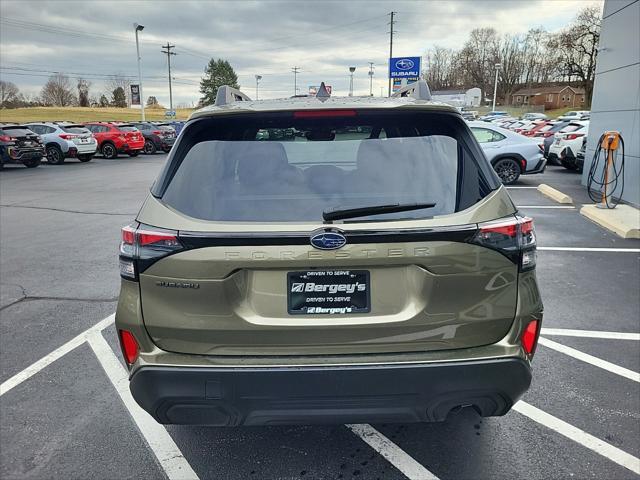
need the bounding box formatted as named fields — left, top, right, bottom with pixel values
left=349, top=66, right=356, bottom=97
left=134, top=23, right=145, bottom=121
left=255, top=75, right=262, bottom=100
left=492, top=63, right=501, bottom=112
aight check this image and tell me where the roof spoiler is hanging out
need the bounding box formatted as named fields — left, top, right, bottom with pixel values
left=215, top=85, right=252, bottom=106
left=391, top=80, right=432, bottom=101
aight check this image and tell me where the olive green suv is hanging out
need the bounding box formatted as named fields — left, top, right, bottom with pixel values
left=116, top=81, right=543, bottom=426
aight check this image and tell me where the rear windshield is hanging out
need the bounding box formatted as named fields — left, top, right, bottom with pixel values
left=62, top=126, right=87, bottom=134
left=118, top=126, right=137, bottom=132
left=158, top=111, right=497, bottom=223
left=1, top=127, right=34, bottom=136
left=561, top=123, right=585, bottom=133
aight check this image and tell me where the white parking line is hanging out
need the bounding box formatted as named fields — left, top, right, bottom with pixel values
left=507, top=186, right=539, bottom=189
left=538, top=247, right=640, bottom=253
left=0, top=314, right=115, bottom=396
left=87, top=332, right=199, bottom=480
left=541, top=328, right=640, bottom=340
left=514, top=401, right=640, bottom=476
left=517, top=205, right=575, bottom=209
left=347, top=424, right=439, bottom=480
left=538, top=337, right=640, bottom=382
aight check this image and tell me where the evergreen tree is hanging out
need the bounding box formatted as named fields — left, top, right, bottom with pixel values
left=112, top=87, right=127, bottom=108
left=199, top=58, right=239, bottom=106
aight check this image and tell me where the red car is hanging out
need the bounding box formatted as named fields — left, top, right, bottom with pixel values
left=522, top=121, right=553, bottom=137
left=84, top=122, right=145, bottom=159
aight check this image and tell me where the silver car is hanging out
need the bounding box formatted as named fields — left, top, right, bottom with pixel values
left=468, top=121, right=546, bottom=184
left=25, top=122, right=97, bottom=164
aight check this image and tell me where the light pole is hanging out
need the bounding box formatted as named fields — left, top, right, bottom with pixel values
left=349, top=66, right=356, bottom=96
left=134, top=23, right=145, bottom=121
left=255, top=75, right=262, bottom=100
left=368, top=63, right=374, bottom=96
left=492, top=63, right=501, bottom=112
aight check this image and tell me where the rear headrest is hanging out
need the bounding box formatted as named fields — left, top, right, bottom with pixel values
left=235, top=142, right=289, bottom=186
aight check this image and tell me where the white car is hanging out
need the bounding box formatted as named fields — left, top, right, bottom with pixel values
left=557, top=110, right=590, bottom=121
left=522, top=112, right=548, bottom=121
left=25, top=122, right=97, bottom=164
left=469, top=121, right=546, bottom=184
left=547, top=121, right=589, bottom=167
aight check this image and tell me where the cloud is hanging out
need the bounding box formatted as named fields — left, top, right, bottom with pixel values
left=0, top=0, right=603, bottom=104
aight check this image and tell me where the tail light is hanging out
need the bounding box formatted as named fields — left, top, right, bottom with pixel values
left=59, top=133, right=79, bottom=140
left=119, top=223, right=184, bottom=280
left=0, top=135, right=15, bottom=142
left=152, top=130, right=163, bottom=135
left=565, top=133, right=584, bottom=140
left=469, top=216, right=536, bottom=271
left=521, top=320, right=540, bottom=355
left=118, top=330, right=140, bottom=365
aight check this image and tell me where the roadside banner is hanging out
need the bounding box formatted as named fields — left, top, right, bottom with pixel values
left=130, top=85, right=141, bottom=105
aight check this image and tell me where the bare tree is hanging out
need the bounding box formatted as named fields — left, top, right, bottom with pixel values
left=104, top=75, right=132, bottom=106
left=0, top=81, right=20, bottom=107
left=548, top=7, right=601, bottom=105
left=77, top=78, right=91, bottom=107
left=40, top=73, right=77, bottom=106
left=425, top=46, right=456, bottom=90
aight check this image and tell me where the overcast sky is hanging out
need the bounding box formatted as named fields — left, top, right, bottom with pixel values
left=0, top=0, right=603, bottom=107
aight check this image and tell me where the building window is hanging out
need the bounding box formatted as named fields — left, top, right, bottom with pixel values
left=517, top=96, right=522, bottom=102
left=547, top=94, right=553, bottom=102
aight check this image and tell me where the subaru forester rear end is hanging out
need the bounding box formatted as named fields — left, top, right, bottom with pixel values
left=116, top=82, right=543, bottom=426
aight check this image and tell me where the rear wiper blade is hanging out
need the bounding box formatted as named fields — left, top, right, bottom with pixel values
left=322, top=202, right=437, bottom=222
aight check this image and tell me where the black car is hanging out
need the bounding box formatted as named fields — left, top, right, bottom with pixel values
left=0, top=125, right=45, bottom=169
left=132, top=122, right=176, bottom=154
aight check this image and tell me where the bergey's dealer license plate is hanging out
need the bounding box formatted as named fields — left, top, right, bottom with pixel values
left=287, top=270, right=370, bottom=315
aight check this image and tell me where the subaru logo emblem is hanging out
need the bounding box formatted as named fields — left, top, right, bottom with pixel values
left=395, top=58, right=414, bottom=70
left=310, top=229, right=347, bottom=250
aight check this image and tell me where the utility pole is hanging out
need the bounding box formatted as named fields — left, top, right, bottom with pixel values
left=388, top=11, right=396, bottom=97
left=161, top=43, right=176, bottom=114
left=368, top=62, right=375, bottom=96
left=291, top=66, right=300, bottom=96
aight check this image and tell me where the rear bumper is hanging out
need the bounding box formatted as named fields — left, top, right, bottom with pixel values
left=524, top=158, right=547, bottom=175
left=130, top=357, right=532, bottom=425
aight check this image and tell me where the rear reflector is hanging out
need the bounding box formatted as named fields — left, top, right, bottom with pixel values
left=521, top=320, right=540, bottom=355
left=293, top=110, right=357, bottom=118
left=118, top=330, right=139, bottom=364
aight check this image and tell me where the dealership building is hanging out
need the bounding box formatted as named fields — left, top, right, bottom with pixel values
left=582, top=0, right=640, bottom=207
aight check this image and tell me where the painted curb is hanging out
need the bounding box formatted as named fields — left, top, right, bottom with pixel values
left=580, top=204, right=640, bottom=239
left=537, top=184, right=573, bottom=204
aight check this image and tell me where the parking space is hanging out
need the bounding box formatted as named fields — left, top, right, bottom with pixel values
left=1, top=159, right=639, bottom=479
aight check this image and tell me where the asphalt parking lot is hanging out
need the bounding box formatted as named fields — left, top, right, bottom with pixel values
left=1, top=156, right=639, bottom=480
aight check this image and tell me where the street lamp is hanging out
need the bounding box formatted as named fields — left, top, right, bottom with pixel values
left=348, top=66, right=356, bottom=96
left=134, top=23, right=145, bottom=121
left=255, top=75, right=262, bottom=100
left=492, top=63, right=501, bottom=112
left=368, top=63, right=374, bottom=96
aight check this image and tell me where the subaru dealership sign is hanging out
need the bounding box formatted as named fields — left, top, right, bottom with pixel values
left=389, top=57, right=421, bottom=78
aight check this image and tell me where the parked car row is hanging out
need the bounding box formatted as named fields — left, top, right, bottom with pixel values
left=0, top=120, right=184, bottom=168
left=472, top=110, right=591, bottom=177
